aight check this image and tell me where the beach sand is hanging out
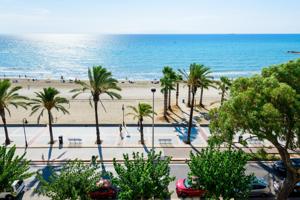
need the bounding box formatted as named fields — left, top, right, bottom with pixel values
left=5, top=79, right=222, bottom=124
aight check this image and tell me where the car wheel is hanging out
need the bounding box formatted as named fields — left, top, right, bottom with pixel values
left=5, top=195, right=15, bottom=200
left=180, top=193, right=187, bottom=198
left=261, top=193, right=268, bottom=198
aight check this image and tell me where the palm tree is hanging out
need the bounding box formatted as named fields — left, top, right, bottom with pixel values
left=198, top=67, right=214, bottom=107
left=0, top=80, right=27, bottom=145
left=127, top=103, right=155, bottom=145
left=160, top=76, right=173, bottom=117
left=30, top=87, right=69, bottom=144
left=180, top=63, right=206, bottom=144
left=175, top=73, right=183, bottom=106
left=71, top=66, right=121, bottom=144
left=178, top=69, right=191, bottom=107
left=217, top=76, right=232, bottom=105
left=162, top=66, right=176, bottom=110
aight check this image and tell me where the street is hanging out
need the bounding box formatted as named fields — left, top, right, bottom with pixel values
left=20, top=161, right=300, bottom=200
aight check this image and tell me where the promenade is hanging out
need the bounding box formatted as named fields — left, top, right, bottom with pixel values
left=1, top=123, right=282, bottom=163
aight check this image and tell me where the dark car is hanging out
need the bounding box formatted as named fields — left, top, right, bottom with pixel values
left=273, top=158, right=300, bottom=174
left=89, top=179, right=117, bottom=199
left=176, top=178, right=206, bottom=198
left=250, top=177, right=271, bottom=197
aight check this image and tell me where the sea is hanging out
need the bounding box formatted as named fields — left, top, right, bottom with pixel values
left=0, top=34, right=299, bottom=80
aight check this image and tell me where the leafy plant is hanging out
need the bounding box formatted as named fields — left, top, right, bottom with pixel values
left=36, top=160, right=103, bottom=200
left=113, top=151, right=175, bottom=200
left=209, top=59, right=300, bottom=199
left=0, top=145, right=33, bottom=192
left=188, top=148, right=254, bottom=200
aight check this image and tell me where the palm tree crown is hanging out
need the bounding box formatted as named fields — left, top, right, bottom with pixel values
left=127, top=103, right=156, bottom=144
left=71, top=66, right=121, bottom=144
left=216, top=76, right=232, bottom=105
left=0, top=79, right=28, bottom=145
left=30, top=87, right=69, bottom=144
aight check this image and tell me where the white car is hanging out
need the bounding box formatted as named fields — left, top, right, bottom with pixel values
left=0, top=180, right=25, bottom=200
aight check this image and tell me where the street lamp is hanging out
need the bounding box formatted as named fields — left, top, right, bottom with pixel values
left=122, top=104, right=125, bottom=126
left=22, top=118, right=28, bottom=148
left=151, top=88, right=156, bottom=151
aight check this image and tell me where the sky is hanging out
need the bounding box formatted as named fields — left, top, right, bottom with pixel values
left=0, top=0, right=299, bottom=34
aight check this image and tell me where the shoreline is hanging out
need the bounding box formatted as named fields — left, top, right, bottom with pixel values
left=1, top=77, right=221, bottom=125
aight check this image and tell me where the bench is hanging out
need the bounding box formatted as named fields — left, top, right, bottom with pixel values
left=159, top=138, right=172, bottom=145
left=68, top=138, right=82, bottom=144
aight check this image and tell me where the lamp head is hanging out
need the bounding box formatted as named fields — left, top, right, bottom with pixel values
left=151, top=88, right=156, bottom=93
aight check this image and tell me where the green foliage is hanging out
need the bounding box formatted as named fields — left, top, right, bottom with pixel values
left=262, top=59, right=300, bottom=94
left=248, top=148, right=279, bottom=161
left=188, top=148, right=254, bottom=200
left=127, top=103, right=155, bottom=121
left=0, top=79, right=28, bottom=144
left=112, top=151, right=175, bottom=200
left=209, top=59, right=300, bottom=199
left=0, top=79, right=28, bottom=112
left=30, top=87, right=70, bottom=123
left=71, top=65, right=121, bottom=103
left=36, top=160, right=103, bottom=200
left=0, top=145, right=33, bottom=192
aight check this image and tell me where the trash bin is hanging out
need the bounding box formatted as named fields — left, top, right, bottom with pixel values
left=59, top=136, right=63, bottom=145
left=182, top=99, right=185, bottom=104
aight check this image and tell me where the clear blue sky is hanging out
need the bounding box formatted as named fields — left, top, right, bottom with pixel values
left=0, top=0, right=299, bottom=34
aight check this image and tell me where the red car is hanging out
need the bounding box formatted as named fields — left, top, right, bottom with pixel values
left=89, top=179, right=117, bottom=199
left=176, top=178, right=206, bottom=198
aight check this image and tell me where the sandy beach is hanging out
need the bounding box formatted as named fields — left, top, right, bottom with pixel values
left=5, top=78, right=221, bottom=125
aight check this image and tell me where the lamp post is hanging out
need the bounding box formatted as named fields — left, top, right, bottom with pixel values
left=151, top=88, right=156, bottom=151
left=22, top=118, right=28, bottom=148
left=122, top=104, right=125, bottom=126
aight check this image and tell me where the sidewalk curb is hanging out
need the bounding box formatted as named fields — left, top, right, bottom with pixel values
left=0, top=123, right=207, bottom=127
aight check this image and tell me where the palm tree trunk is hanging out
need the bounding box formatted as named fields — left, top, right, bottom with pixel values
left=187, top=88, right=196, bottom=144
left=140, top=118, right=144, bottom=144
left=47, top=110, right=54, bottom=144
left=0, top=109, right=10, bottom=145
left=94, top=100, right=101, bottom=144
left=163, top=90, right=168, bottom=117
left=199, top=86, right=204, bottom=106
left=187, top=85, right=191, bottom=107
left=221, top=90, right=225, bottom=105
left=176, top=83, right=179, bottom=106
left=168, top=89, right=171, bottom=110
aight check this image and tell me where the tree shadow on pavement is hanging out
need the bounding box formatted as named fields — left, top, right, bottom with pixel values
left=143, top=143, right=150, bottom=154
left=256, top=161, right=276, bottom=176
left=189, top=143, right=201, bottom=154
left=97, top=144, right=106, bottom=173
left=47, top=145, right=53, bottom=162
left=174, top=126, right=198, bottom=143
left=28, top=165, right=60, bottom=197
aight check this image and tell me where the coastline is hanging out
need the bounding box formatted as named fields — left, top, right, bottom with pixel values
left=4, top=78, right=221, bottom=125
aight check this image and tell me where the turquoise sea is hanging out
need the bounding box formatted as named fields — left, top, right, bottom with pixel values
left=0, top=34, right=299, bottom=80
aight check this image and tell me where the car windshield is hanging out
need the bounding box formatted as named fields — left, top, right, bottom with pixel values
left=184, top=179, right=192, bottom=188
left=252, top=177, right=267, bottom=187
left=292, top=159, right=300, bottom=166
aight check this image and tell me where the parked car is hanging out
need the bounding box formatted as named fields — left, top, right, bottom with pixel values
left=176, top=178, right=206, bottom=198
left=250, top=177, right=271, bottom=197
left=89, top=179, right=117, bottom=199
left=274, top=179, right=300, bottom=195
left=0, top=180, right=25, bottom=200
left=273, top=158, right=300, bottom=175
